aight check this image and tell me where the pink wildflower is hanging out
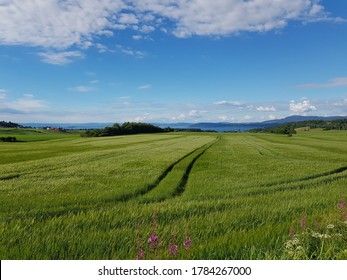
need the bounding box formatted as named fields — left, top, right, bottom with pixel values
left=148, top=233, right=158, bottom=244
left=338, top=201, right=346, bottom=209
left=169, top=244, right=179, bottom=256
left=183, top=238, right=192, bottom=251
left=135, top=250, right=145, bottom=260
left=148, top=233, right=158, bottom=249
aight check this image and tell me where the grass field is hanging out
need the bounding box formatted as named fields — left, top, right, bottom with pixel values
left=0, top=128, right=346, bottom=259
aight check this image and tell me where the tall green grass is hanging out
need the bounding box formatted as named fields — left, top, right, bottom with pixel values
left=0, top=129, right=346, bottom=259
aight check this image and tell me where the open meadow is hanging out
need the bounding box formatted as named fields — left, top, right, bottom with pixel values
left=0, top=128, right=346, bottom=259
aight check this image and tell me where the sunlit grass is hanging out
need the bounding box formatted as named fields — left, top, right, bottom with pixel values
left=0, top=129, right=346, bottom=259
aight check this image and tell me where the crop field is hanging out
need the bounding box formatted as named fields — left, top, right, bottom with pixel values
left=0, top=129, right=346, bottom=259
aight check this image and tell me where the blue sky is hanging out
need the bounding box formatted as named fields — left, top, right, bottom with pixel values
left=1, top=0, right=347, bottom=123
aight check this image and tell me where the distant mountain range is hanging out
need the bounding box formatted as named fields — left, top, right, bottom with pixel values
left=262, top=115, right=347, bottom=124
left=155, top=115, right=347, bottom=132
left=20, top=115, right=347, bottom=132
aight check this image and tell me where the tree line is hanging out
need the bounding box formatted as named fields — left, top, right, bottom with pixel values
left=82, top=122, right=173, bottom=137
left=0, top=136, right=17, bottom=142
left=0, top=121, right=22, bottom=128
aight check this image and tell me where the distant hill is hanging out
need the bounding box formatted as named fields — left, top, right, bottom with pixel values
left=262, top=115, right=347, bottom=124
left=250, top=118, right=347, bottom=134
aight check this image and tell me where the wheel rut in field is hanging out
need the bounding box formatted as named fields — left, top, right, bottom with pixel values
left=244, top=165, right=347, bottom=197
left=258, top=165, right=347, bottom=189
left=139, top=137, right=220, bottom=203
left=0, top=174, right=20, bottom=181
left=99, top=137, right=220, bottom=204
left=172, top=142, right=215, bottom=197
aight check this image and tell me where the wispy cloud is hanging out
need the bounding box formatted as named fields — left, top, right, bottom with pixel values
left=0, top=89, right=7, bottom=99
left=217, top=115, right=236, bottom=122
left=132, top=35, right=143, bottom=40
left=296, top=77, right=347, bottom=89
left=256, top=106, right=276, bottom=112
left=138, top=84, right=151, bottom=90
left=214, top=100, right=243, bottom=106
left=95, top=43, right=111, bottom=53
left=213, top=100, right=254, bottom=111
left=243, top=115, right=253, bottom=121
left=0, top=94, right=48, bottom=114
left=116, top=45, right=146, bottom=58
left=333, top=99, right=347, bottom=107
left=69, top=86, right=94, bottom=93
left=39, top=51, right=84, bottom=65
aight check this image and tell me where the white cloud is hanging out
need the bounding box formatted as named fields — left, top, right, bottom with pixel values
left=333, top=99, right=347, bottom=107
left=268, top=114, right=277, bottom=120
left=169, top=108, right=206, bottom=121
left=95, top=43, right=110, bottom=53
left=256, top=106, right=276, bottom=112
left=309, top=4, right=324, bottom=17
left=0, top=89, right=7, bottom=99
left=140, top=25, right=155, bottom=33
left=188, top=110, right=205, bottom=118
left=214, top=100, right=243, bottom=106
left=0, top=0, right=338, bottom=52
left=39, top=51, right=84, bottom=65
left=138, top=84, right=152, bottom=90
left=0, top=0, right=125, bottom=49
left=131, top=0, right=333, bottom=37
left=116, top=45, right=146, bottom=58
left=296, top=77, right=347, bottom=89
left=118, top=13, right=139, bottom=25
left=1, top=94, right=48, bottom=113
left=243, top=115, right=253, bottom=121
left=69, top=86, right=94, bottom=93
left=171, top=113, right=187, bottom=121
left=289, top=100, right=317, bottom=114
left=218, top=116, right=235, bottom=122
left=132, top=35, right=143, bottom=40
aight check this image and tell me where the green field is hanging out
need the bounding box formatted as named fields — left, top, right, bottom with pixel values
left=0, top=129, right=346, bottom=259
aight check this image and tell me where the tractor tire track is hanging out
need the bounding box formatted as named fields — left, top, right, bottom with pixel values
left=242, top=165, right=347, bottom=197
left=103, top=137, right=220, bottom=203
left=139, top=137, right=221, bottom=203
left=172, top=138, right=220, bottom=197
left=256, top=165, right=347, bottom=189
left=0, top=174, right=21, bottom=181
left=246, top=173, right=347, bottom=197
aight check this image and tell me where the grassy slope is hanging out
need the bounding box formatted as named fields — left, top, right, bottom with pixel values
left=0, top=129, right=346, bottom=259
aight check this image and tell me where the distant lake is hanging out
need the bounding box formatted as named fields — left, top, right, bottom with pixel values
left=21, top=122, right=277, bottom=132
